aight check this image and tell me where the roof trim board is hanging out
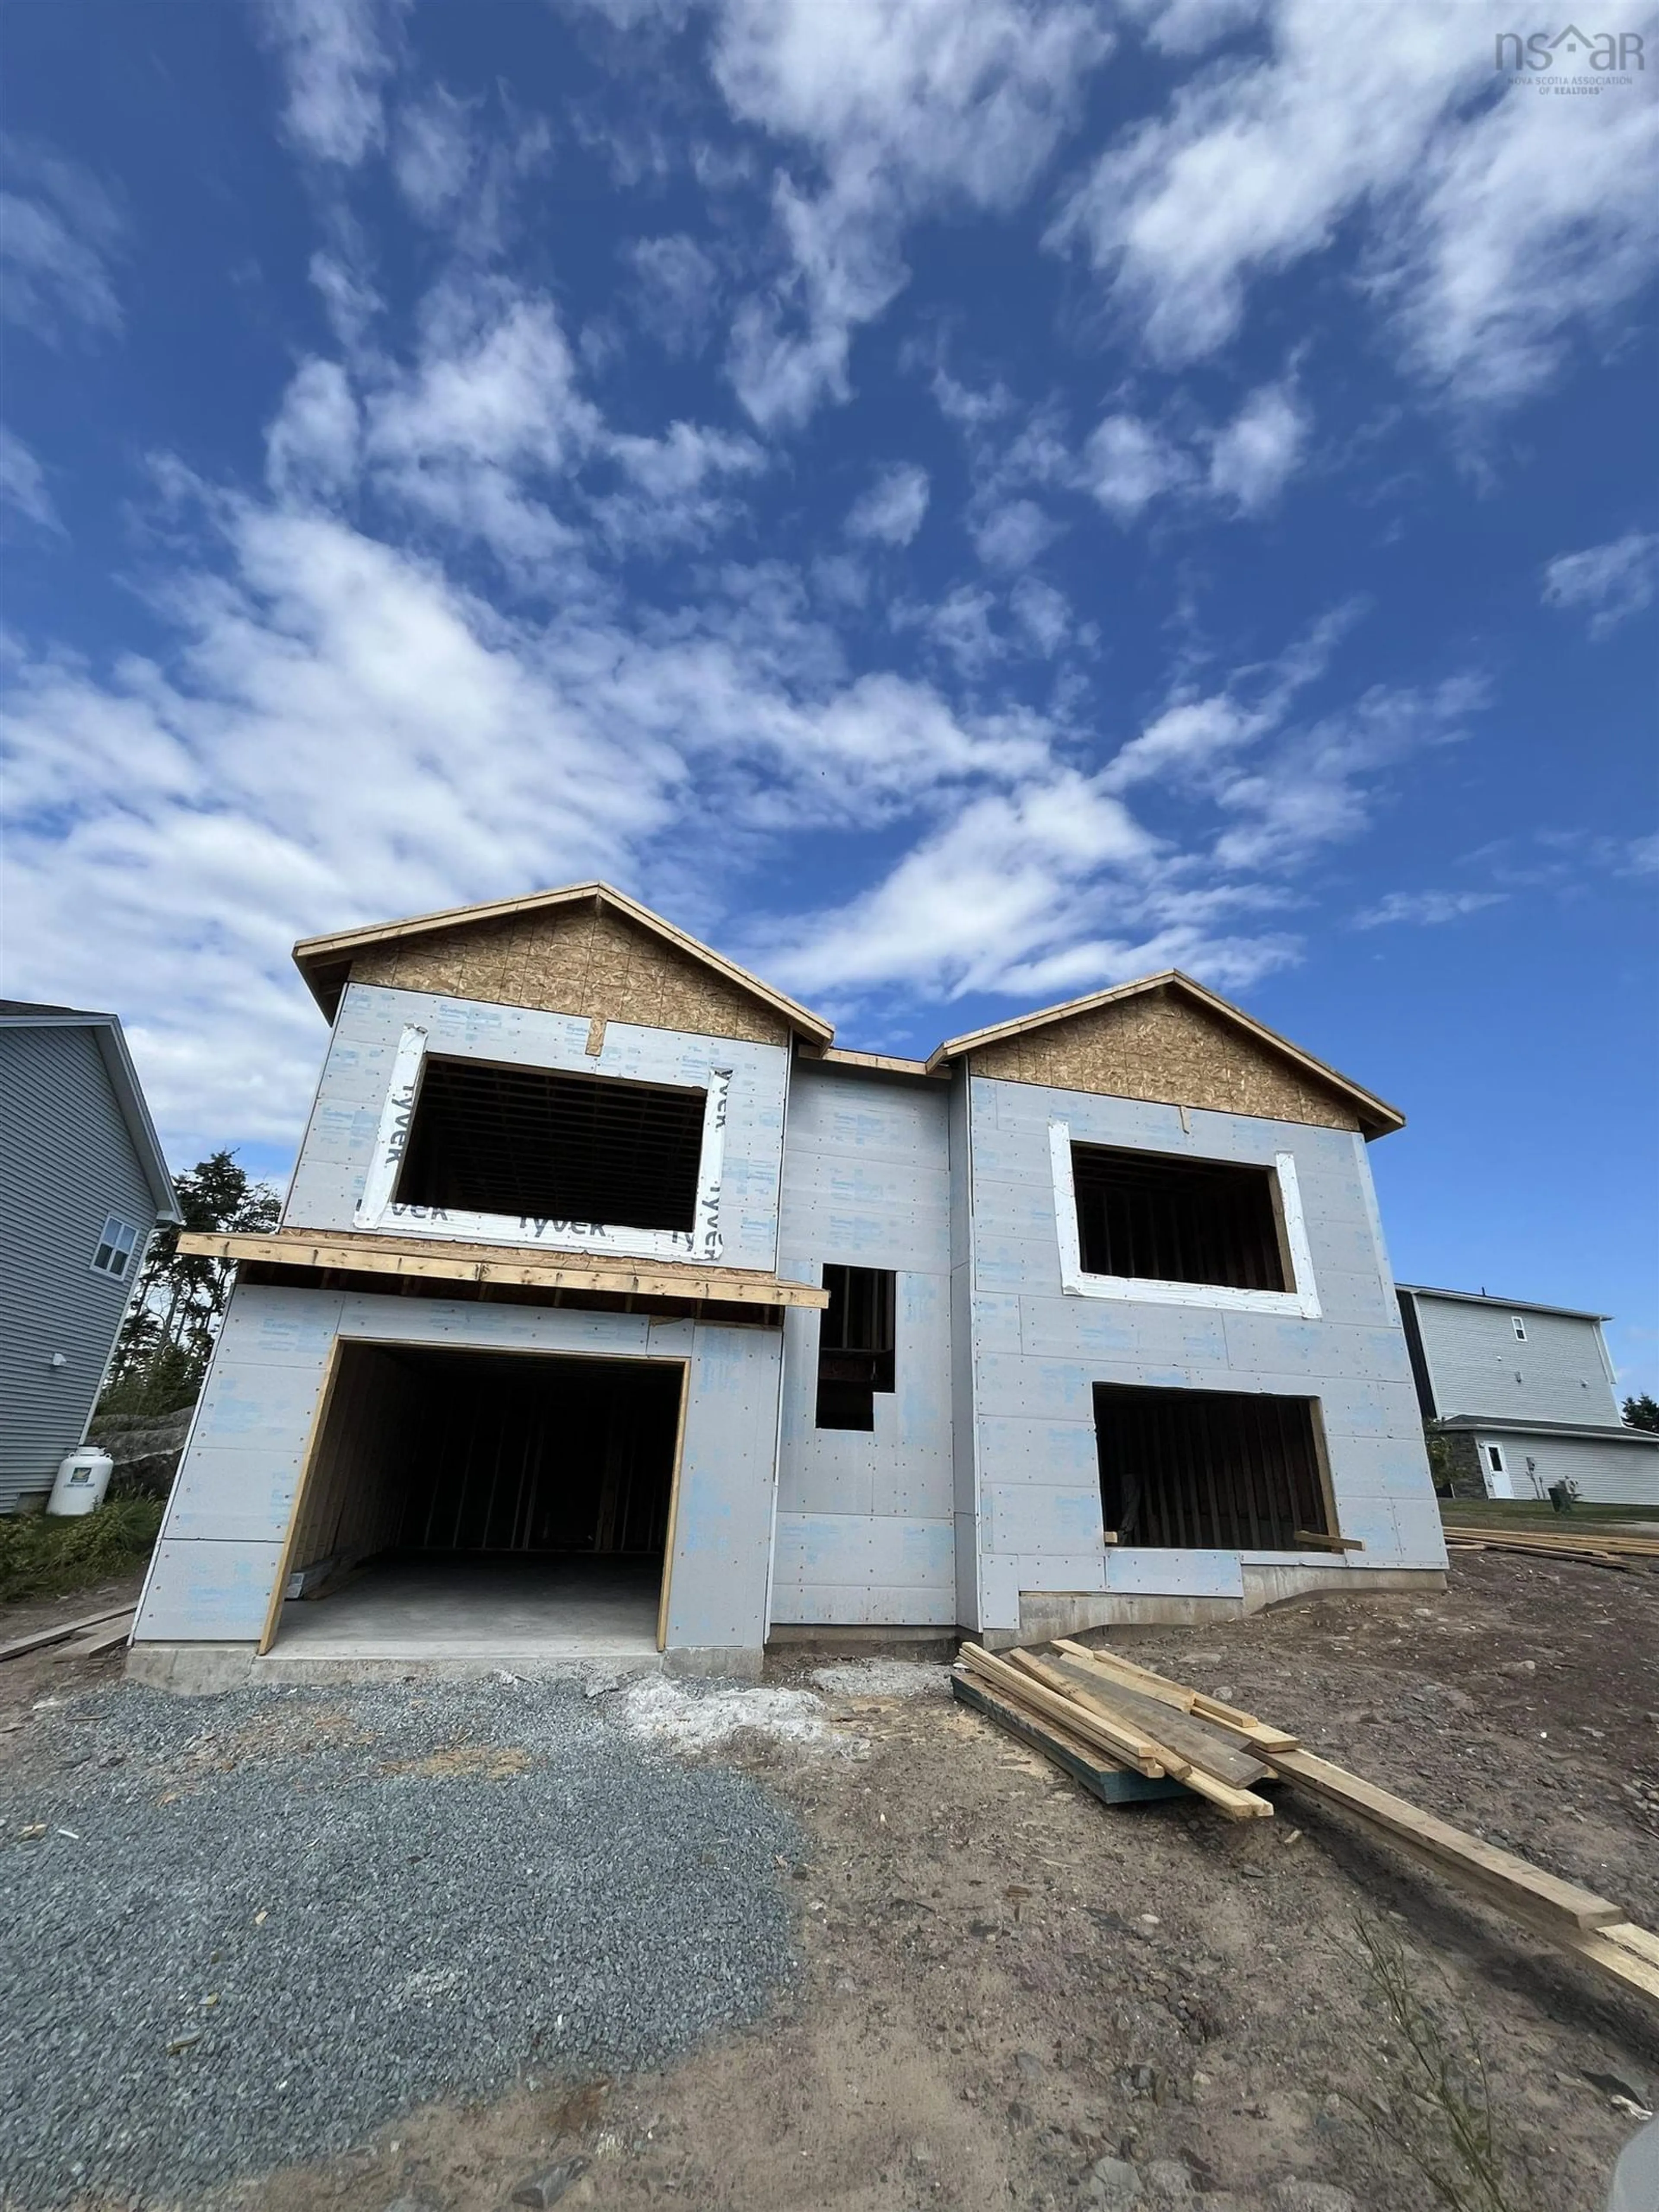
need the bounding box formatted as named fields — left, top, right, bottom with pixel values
left=292, top=882, right=833, bottom=1043
left=181, top=1229, right=830, bottom=1308
left=802, top=1044, right=946, bottom=1080
left=1398, top=1285, right=1613, bottom=1324
left=925, top=969, right=1404, bottom=1136
left=1432, top=1414, right=1658, bottom=1445
left=0, top=1006, right=180, bottom=1219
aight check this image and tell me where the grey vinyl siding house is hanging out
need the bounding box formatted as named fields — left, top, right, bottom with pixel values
left=0, top=1003, right=179, bottom=1513
left=130, top=885, right=1448, bottom=1684
left=1398, top=1285, right=1659, bottom=1506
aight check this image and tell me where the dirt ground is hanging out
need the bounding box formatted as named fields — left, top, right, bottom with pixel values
left=5, top=1553, right=1657, bottom=2212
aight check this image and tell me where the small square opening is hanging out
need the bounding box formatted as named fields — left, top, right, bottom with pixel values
left=1072, top=1143, right=1288, bottom=1292
left=395, top=1055, right=706, bottom=1234
left=815, top=1264, right=896, bottom=1431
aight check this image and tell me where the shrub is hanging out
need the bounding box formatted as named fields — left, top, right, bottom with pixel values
left=0, top=1496, right=165, bottom=1605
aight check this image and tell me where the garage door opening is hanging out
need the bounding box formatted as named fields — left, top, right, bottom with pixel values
left=269, top=1343, right=685, bottom=1661
left=1094, top=1383, right=1331, bottom=1551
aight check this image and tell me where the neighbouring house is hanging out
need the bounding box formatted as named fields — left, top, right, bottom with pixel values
left=0, top=1002, right=181, bottom=1514
left=130, top=884, right=1448, bottom=1685
left=1397, top=1284, right=1659, bottom=1507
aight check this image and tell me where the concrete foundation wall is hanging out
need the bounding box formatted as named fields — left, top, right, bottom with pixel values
left=285, top=982, right=791, bottom=1273
left=133, top=1282, right=785, bottom=1664
left=773, top=1063, right=955, bottom=1624
left=965, top=1077, right=1444, bottom=1633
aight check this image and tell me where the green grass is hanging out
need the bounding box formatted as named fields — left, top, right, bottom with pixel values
left=0, top=1496, right=164, bottom=1605
left=1439, top=1497, right=1659, bottom=1529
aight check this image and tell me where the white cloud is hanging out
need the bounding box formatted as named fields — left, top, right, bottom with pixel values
left=972, top=497, right=1062, bottom=570
left=1211, top=675, right=1482, bottom=873
left=0, top=426, right=63, bottom=532
left=1009, top=575, right=1071, bottom=654
left=1542, top=531, right=1659, bottom=640
left=1119, top=0, right=1265, bottom=54
left=266, top=359, right=361, bottom=503
left=627, top=234, right=722, bottom=355
left=1102, top=602, right=1354, bottom=792
left=713, top=0, right=1110, bottom=426
left=356, top=287, right=599, bottom=567
left=0, top=471, right=1050, bottom=1150
left=1082, top=412, right=1188, bottom=520
left=845, top=461, right=930, bottom=546
left=753, top=611, right=1472, bottom=1014
left=1051, top=0, right=1659, bottom=407
left=0, top=139, right=123, bottom=341
left=1206, top=381, right=1306, bottom=512
left=309, top=245, right=383, bottom=349
left=393, top=86, right=476, bottom=219
left=258, top=0, right=407, bottom=167
left=760, top=771, right=1159, bottom=999
left=1354, top=888, right=1506, bottom=927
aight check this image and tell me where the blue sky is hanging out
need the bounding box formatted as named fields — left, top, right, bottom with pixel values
left=2, top=0, right=1656, bottom=1390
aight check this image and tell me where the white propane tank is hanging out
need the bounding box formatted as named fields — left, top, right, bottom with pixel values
left=48, top=1449, right=114, bottom=1517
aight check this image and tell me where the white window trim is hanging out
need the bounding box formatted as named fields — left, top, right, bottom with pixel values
left=90, top=1213, right=138, bottom=1280
left=1049, top=1120, right=1321, bottom=1320
left=354, top=1024, right=732, bottom=1264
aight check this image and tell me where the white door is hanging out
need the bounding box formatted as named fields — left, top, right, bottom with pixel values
left=1482, top=1441, right=1514, bottom=1499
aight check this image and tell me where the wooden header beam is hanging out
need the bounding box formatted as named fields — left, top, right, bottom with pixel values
left=179, top=1229, right=830, bottom=1309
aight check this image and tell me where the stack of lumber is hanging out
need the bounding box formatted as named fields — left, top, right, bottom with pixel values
left=951, top=1637, right=1659, bottom=2010
left=954, top=1639, right=1284, bottom=1821
left=1443, top=1523, right=1659, bottom=1574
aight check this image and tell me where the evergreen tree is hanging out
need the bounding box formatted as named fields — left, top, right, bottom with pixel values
left=1623, top=1393, right=1659, bottom=1433
left=100, top=1152, right=279, bottom=1417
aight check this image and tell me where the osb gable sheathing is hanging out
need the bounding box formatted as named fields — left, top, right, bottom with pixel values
left=346, top=902, right=793, bottom=1047
left=967, top=988, right=1363, bottom=1131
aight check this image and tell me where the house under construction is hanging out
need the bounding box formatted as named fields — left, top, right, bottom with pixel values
left=130, top=884, right=1447, bottom=1684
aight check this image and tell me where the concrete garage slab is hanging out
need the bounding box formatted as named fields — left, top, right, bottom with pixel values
left=258, top=1555, right=665, bottom=1681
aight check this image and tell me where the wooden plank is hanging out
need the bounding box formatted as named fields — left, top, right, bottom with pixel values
left=1292, top=1531, right=1366, bottom=1553
left=51, top=1614, right=136, bottom=1660
left=1052, top=1638, right=1300, bottom=1754
left=1001, top=1652, right=1274, bottom=1820
left=949, top=1674, right=1187, bottom=1806
left=1444, top=1536, right=1647, bottom=1574
left=1317, top=1810, right=1659, bottom=2008
left=959, top=1646, right=1167, bottom=1778
left=816, top=1046, right=947, bottom=1081
left=178, top=1230, right=830, bottom=1308
left=1442, top=1526, right=1659, bottom=1556
left=1265, top=1748, right=1622, bottom=1933
left=1037, top=1653, right=1269, bottom=1787
left=1559, top=1926, right=1659, bottom=2006
left=0, top=1604, right=135, bottom=1665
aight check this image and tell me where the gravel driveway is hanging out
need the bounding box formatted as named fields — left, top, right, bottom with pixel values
left=1, top=1678, right=804, bottom=2208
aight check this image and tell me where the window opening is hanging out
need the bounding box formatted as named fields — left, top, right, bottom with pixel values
left=1511, top=1315, right=1527, bottom=1340
left=91, top=1215, right=138, bottom=1279
left=1071, top=1145, right=1287, bottom=1292
left=395, top=1056, right=706, bottom=1234
left=815, top=1264, right=896, bottom=1431
left=1094, top=1383, right=1328, bottom=1550
left=1487, top=1444, right=1505, bottom=1474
